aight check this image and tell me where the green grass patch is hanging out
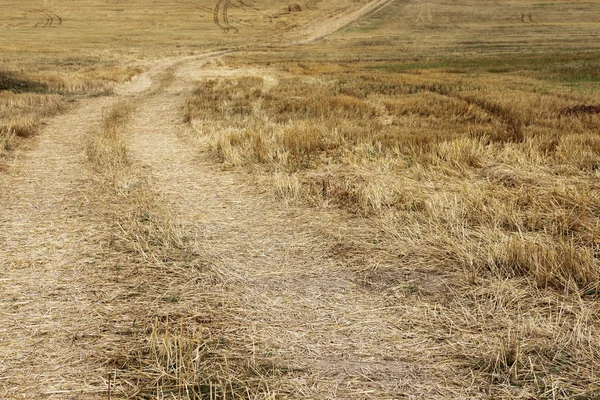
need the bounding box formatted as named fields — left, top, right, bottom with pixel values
left=0, top=72, right=48, bottom=94
left=366, top=52, right=600, bottom=85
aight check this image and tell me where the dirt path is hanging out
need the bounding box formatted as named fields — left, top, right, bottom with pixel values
left=291, top=0, right=396, bottom=44
left=123, top=59, right=424, bottom=397
left=0, top=96, right=121, bottom=398
left=0, top=1, right=415, bottom=398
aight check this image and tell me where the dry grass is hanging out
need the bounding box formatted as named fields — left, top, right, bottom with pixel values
left=0, top=0, right=379, bottom=158
left=184, top=65, right=600, bottom=291
left=0, top=87, right=66, bottom=153
left=0, top=66, right=142, bottom=159
left=184, top=53, right=600, bottom=397
left=83, top=97, right=279, bottom=399
left=86, top=100, right=134, bottom=171
left=3, top=0, right=600, bottom=397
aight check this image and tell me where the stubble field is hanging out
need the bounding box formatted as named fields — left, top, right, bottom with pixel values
left=1, top=0, right=600, bottom=399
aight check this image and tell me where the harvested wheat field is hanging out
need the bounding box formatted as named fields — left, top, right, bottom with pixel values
left=1, top=0, right=600, bottom=399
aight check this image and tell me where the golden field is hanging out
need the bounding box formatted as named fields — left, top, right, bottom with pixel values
left=182, top=59, right=600, bottom=398
left=1, top=0, right=600, bottom=399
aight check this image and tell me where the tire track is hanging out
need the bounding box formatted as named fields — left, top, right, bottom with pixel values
left=0, top=1, right=403, bottom=397
left=213, top=0, right=239, bottom=33
left=123, top=56, right=420, bottom=398
left=33, top=9, right=62, bottom=28
left=291, top=0, right=396, bottom=44
left=222, top=0, right=238, bottom=33
left=0, top=95, right=133, bottom=399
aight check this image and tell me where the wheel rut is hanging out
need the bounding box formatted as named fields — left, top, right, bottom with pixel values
left=0, top=1, right=415, bottom=397
left=0, top=96, right=132, bottom=399
left=123, top=57, right=420, bottom=398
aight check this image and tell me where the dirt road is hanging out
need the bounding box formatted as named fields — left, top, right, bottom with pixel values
left=120, top=56, right=422, bottom=397
left=0, top=1, right=433, bottom=398
left=292, top=0, right=395, bottom=44
left=0, top=95, right=155, bottom=398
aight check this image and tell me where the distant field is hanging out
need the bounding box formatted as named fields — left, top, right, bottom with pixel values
left=3, top=0, right=598, bottom=77
left=328, top=0, right=600, bottom=57
left=0, top=0, right=374, bottom=156
left=259, top=0, right=600, bottom=87
left=0, top=0, right=367, bottom=62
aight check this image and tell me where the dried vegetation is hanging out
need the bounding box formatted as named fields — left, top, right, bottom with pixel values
left=0, top=66, right=141, bottom=158
left=2, top=0, right=600, bottom=397
left=184, top=56, right=600, bottom=397
left=84, top=99, right=277, bottom=399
